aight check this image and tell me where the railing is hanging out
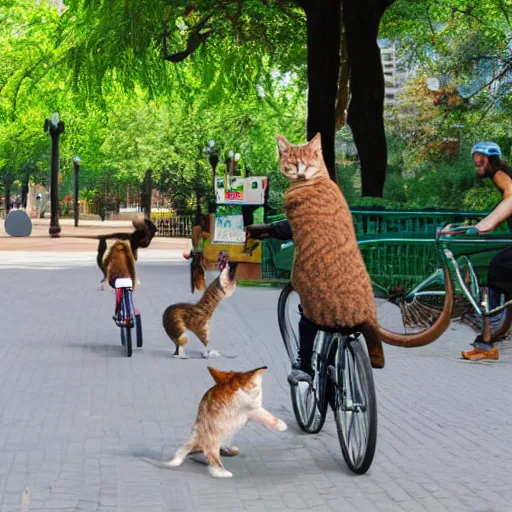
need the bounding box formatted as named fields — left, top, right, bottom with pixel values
left=152, top=212, right=194, bottom=238
left=262, top=208, right=501, bottom=286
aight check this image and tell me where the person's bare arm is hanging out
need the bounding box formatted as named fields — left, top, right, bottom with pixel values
left=475, top=171, right=512, bottom=233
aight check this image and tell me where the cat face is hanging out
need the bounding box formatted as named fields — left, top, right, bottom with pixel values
left=277, top=132, right=327, bottom=181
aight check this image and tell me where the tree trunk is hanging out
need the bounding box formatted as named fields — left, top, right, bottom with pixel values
left=342, top=0, right=395, bottom=197
left=195, top=189, right=202, bottom=226
left=21, top=177, right=29, bottom=209
left=301, top=0, right=341, bottom=182
left=141, top=170, right=153, bottom=218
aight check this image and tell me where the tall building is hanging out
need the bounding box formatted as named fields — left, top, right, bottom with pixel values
left=379, top=40, right=410, bottom=108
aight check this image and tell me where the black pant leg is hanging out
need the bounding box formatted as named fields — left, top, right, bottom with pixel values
left=487, top=246, right=512, bottom=295
left=298, top=315, right=318, bottom=375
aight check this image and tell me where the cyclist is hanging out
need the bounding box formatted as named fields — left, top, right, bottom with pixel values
left=462, top=141, right=512, bottom=361
left=246, top=220, right=324, bottom=379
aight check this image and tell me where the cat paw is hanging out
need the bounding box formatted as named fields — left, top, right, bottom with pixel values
left=208, top=466, right=233, bottom=478
left=167, top=456, right=185, bottom=467
left=172, top=347, right=188, bottom=359
left=202, top=349, right=221, bottom=359
left=275, top=419, right=288, bottom=432
left=220, top=446, right=239, bottom=457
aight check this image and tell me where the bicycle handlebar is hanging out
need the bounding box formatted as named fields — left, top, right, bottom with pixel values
left=438, top=223, right=480, bottom=238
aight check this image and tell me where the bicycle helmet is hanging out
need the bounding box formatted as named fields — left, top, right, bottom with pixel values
left=471, top=141, right=502, bottom=158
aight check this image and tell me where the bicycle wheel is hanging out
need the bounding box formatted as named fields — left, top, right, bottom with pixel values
left=461, top=286, right=512, bottom=339
left=135, top=313, right=143, bottom=348
left=333, top=336, right=377, bottom=474
left=289, top=332, right=331, bottom=434
left=120, top=325, right=132, bottom=357
left=121, top=289, right=133, bottom=357
left=377, top=256, right=455, bottom=348
left=278, top=282, right=301, bottom=363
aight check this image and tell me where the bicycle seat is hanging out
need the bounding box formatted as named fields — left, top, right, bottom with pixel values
left=300, top=313, right=361, bottom=336
left=115, top=278, right=133, bottom=289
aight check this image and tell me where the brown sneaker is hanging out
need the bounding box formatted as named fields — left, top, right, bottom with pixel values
left=461, top=345, right=499, bottom=361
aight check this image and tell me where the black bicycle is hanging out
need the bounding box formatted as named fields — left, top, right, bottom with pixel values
left=278, top=283, right=378, bottom=474
left=113, top=278, right=143, bottom=357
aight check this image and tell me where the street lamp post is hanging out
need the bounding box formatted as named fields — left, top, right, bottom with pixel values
left=44, top=113, right=64, bottom=237
left=203, top=139, right=219, bottom=213
left=73, top=156, right=80, bottom=227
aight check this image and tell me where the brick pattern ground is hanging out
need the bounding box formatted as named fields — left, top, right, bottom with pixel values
left=1, top=258, right=512, bottom=511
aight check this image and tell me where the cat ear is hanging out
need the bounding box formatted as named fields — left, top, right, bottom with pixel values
left=309, top=132, right=322, bottom=152
left=207, top=366, right=233, bottom=385
left=249, top=366, right=268, bottom=377
left=276, top=135, right=291, bottom=153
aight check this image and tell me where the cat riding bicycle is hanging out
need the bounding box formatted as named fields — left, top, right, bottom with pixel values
left=244, top=134, right=386, bottom=473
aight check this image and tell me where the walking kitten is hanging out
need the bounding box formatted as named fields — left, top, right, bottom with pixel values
left=162, top=366, right=287, bottom=478
left=277, top=132, right=385, bottom=368
left=162, top=252, right=237, bottom=358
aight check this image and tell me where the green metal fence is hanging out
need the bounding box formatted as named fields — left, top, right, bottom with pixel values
left=262, top=209, right=511, bottom=291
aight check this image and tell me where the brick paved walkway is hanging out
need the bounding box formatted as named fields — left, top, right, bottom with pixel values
left=1, top=255, right=512, bottom=511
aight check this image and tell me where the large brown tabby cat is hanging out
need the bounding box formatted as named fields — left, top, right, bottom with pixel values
left=277, top=132, right=385, bottom=368
left=162, top=254, right=238, bottom=359
left=151, top=365, right=287, bottom=478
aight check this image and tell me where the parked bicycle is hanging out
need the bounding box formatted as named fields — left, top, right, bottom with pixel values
left=373, top=222, right=512, bottom=346
left=113, top=278, right=143, bottom=357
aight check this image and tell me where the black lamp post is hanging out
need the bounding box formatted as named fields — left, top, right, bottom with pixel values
left=73, top=156, right=80, bottom=227
left=203, top=140, right=219, bottom=214
left=44, top=113, right=64, bottom=237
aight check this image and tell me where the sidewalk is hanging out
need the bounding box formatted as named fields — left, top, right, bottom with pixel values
left=0, top=218, right=191, bottom=253
left=1, top=261, right=512, bottom=511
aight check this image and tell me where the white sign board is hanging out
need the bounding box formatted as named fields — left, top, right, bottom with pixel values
left=213, top=214, right=246, bottom=243
left=215, top=176, right=268, bottom=205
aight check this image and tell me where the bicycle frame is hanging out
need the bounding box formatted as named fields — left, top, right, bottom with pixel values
left=437, top=223, right=512, bottom=319
left=359, top=225, right=512, bottom=320
left=311, top=330, right=362, bottom=412
left=114, top=287, right=135, bottom=328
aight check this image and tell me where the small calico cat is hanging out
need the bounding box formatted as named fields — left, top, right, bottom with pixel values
left=183, top=250, right=207, bottom=293
left=162, top=253, right=238, bottom=359
left=277, top=132, right=385, bottom=368
left=163, top=366, right=287, bottom=478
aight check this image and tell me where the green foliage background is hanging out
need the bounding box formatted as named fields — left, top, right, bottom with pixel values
left=1, top=0, right=511, bottom=216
